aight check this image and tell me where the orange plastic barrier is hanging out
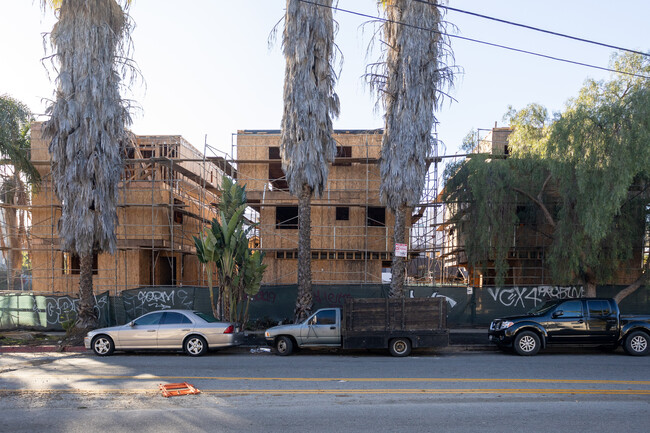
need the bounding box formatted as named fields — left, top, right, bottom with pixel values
left=159, top=382, right=201, bottom=398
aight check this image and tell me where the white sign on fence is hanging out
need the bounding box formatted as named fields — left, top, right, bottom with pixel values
left=395, top=243, right=407, bottom=257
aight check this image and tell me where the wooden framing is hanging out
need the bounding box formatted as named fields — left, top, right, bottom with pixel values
left=235, top=130, right=410, bottom=285
left=27, top=123, right=223, bottom=295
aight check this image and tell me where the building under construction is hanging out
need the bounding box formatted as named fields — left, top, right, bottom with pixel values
left=19, top=122, right=227, bottom=295
left=233, top=129, right=445, bottom=286
left=1, top=124, right=645, bottom=297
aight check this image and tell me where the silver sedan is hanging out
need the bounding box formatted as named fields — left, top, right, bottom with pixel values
left=84, top=310, right=241, bottom=356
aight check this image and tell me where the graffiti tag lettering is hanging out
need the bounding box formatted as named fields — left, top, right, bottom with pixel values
left=487, top=286, right=584, bottom=309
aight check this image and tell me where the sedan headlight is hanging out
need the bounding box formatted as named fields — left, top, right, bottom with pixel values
left=265, top=331, right=270, bottom=337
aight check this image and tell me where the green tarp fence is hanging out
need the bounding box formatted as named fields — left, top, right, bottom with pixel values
left=0, top=291, right=110, bottom=331
left=1, top=284, right=648, bottom=330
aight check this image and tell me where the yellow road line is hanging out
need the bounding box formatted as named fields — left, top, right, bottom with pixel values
left=61, top=376, right=650, bottom=386
left=202, top=388, right=650, bottom=396
left=0, top=388, right=649, bottom=396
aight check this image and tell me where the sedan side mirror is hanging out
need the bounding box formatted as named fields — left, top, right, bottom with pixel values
left=129, top=321, right=135, bottom=327
left=552, top=311, right=564, bottom=319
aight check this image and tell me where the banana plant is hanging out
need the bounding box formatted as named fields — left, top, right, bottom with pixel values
left=193, top=229, right=219, bottom=318
left=195, top=175, right=267, bottom=325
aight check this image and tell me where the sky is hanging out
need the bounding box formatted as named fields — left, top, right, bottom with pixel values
left=2, top=0, right=649, bottom=165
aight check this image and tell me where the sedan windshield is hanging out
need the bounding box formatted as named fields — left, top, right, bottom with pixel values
left=526, top=300, right=561, bottom=316
left=194, top=311, right=218, bottom=323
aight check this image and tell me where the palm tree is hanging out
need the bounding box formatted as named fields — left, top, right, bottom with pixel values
left=0, top=95, right=40, bottom=291
left=42, top=0, right=133, bottom=328
left=281, top=0, right=340, bottom=322
left=370, top=0, right=453, bottom=298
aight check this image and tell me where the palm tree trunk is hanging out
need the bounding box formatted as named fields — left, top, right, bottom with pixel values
left=4, top=205, right=18, bottom=291
left=390, top=204, right=407, bottom=298
left=295, top=184, right=313, bottom=322
left=77, top=252, right=98, bottom=328
left=584, top=281, right=597, bottom=298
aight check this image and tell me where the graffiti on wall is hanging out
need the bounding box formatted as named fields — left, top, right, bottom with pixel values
left=122, top=288, right=194, bottom=318
left=250, top=289, right=277, bottom=304
left=44, top=293, right=109, bottom=326
left=408, top=289, right=458, bottom=308
left=313, top=289, right=351, bottom=307
left=486, top=286, right=585, bottom=309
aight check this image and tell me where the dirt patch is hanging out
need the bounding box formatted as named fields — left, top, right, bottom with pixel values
left=0, top=332, right=61, bottom=347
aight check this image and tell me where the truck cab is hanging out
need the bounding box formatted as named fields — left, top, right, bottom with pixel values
left=265, top=308, right=342, bottom=355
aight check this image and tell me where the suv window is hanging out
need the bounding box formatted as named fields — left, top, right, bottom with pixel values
left=162, top=312, right=192, bottom=325
left=134, top=312, right=163, bottom=326
left=311, top=310, right=336, bottom=325
left=587, top=300, right=612, bottom=317
left=557, top=301, right=583, bottom=318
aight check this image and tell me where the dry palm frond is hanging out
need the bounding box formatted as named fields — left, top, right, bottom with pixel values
left=280, top=0, right=340, bottom=198
left=372, top=0, right=455, bottom=210
left=43, top=0, right=132, bottom=256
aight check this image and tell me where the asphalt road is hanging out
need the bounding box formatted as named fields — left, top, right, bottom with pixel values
left=1, top=348, right=649, bottom=432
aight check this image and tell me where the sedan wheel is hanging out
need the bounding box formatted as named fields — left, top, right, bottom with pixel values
left=184, top=335, right=208, bottom=356
left=625, top=331, right=649, bottom=356
left=92, top=335, right=115, bottom=356
left=514, top=331, right=540, bottom=356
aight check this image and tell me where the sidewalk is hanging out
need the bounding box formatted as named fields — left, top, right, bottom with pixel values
left=0, top=328, right=493, bottom=354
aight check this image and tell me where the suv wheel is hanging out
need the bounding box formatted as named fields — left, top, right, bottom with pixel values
left=625, top=331, right=649, bottom=356
left=514, top=331, right=540, bottom=356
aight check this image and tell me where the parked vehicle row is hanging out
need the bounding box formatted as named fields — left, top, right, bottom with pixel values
left=83, top=297, right=650, bottom=357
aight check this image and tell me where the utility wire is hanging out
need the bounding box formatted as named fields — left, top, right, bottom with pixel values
left=297, top=0, right=650, bottom=80
left=412, top=0, right=649, bottom=58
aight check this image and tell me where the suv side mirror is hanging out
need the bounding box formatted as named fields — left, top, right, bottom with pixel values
left=552, top=310, right=564, bottom=319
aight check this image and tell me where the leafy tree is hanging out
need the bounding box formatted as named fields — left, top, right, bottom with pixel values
left=368, top=0, right=454, bottom=297
left=194, top=176, right=267, bottom=326
left=443, top=52, right=650, bottom=301
left=280, top=0, right=339, bottom=322
left=0, top=95, right=41, bottom=290
left=41, top=0, right=133, bottom=328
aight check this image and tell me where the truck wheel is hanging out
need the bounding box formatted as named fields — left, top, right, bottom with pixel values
left=275, top=336, right=293, bottom=356
left=624, top=331, right=649, bottom=356
left=514, top=331, right=540, bottom=356
left=389, top=338, right=411, bottom=357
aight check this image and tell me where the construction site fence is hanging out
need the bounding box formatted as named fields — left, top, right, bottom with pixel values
left=0, top=284, right=648, bottom=331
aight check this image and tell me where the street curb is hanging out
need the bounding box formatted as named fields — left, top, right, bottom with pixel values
left=0, top=343, right=496, bottom=354
left=0, top=346, right=87, bottom=353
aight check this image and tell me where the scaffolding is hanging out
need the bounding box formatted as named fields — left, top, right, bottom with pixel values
left=231, top=129, right=449, bottom=286
left=0, top=123, right=227, bottom=295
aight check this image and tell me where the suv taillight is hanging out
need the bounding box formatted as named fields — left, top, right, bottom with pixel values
left=223, top=325, right=234, bottom=334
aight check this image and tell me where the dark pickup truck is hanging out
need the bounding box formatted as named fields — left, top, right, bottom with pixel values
left=488, top=298, right=650, bottom=356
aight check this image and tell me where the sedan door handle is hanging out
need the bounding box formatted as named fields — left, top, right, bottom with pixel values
left=147, top=329, right=156, bottom=332
left=182, top=329, right=190, bottom=332
left=577, top=320, right=584, bottom=324
left=330, top=326, right=336, bottom=330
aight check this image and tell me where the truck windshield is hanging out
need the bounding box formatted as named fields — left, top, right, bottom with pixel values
left=527, top=300, right=561, bottom=316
